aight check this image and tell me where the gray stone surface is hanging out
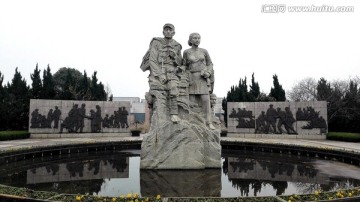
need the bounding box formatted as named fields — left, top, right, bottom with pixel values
left=140, top=108, right=221, bottom=169
left=29, top=99, right=131, bottom=134
left=140, top=25, right=221, bottom=169
left=227, top=101, right=328, bottom=137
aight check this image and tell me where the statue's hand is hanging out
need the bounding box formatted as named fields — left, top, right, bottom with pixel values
left=159, top=74, right=167, bottom=84
left=203, top=71, right=211, bottom=78
left=177, top=65, right=186, bottom=72
left=169, top=49, right=177, bottom=59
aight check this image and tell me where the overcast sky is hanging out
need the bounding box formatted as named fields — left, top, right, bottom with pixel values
left=0, top=0, right=359, bottom=99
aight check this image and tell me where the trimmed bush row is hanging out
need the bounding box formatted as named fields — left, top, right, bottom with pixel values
left=0, top=131, right=30, bottom=141
left=327, top=132, right=360, bottom=142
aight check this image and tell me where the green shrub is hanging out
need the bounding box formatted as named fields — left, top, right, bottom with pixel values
left=327, top=132, right=360, bottom=142
left=0, top=130, right=30, bottom=141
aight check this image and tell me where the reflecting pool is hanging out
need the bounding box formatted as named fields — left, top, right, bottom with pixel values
left=0, top=150, right=359, bottom=197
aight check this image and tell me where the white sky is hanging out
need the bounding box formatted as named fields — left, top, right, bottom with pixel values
left=0, top=0, right=359, bottom=99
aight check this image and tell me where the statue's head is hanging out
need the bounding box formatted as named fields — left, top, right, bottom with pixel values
left=188, top=33, right=201, bottom=46
left=163, top=23, right=175, bottom=39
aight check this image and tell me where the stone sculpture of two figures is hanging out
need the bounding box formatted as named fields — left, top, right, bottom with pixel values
left=140, top=23, right=221, bottom=169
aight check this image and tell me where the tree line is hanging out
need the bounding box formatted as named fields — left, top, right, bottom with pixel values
left=287, top=77, right=360, bottom=133
left=0, top=64, right=108, bottom=130
left=222, top=74, right=286, bottom=126
left=222, top=74, right=360, bottom=133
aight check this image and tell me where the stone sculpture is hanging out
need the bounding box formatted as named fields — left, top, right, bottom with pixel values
left=140, top=24, right=221, bottom=169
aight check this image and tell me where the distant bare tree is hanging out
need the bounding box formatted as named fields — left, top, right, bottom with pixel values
left=287, top=77, right=317, bottom=101
left=105, top=82, right=112, bottom=101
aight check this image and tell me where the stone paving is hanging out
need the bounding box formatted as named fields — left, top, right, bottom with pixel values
left=0, top=135, right=359, bottom=154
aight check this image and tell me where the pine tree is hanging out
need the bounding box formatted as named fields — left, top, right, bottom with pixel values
left=0, top=71, right=6, bottom=130
left=30, top=63, right=42, bottom=99
left=89, top=71, right=107, bottom=101
left=41, top=65, right=56, bottom=99
left=316, top=78, right=332, bottom=101
left=80, top=70, right=90, bottom=100
left=249, top=73, right=260, bottom=101
left=61, top=69, right=75, bottom=100
left=6, top=68, right=30, bottom=129
left=90, top=71, right=99, bottom=101
left=269, top=74, right=286, bottom=101
left=98, top=82, right=107, bottom=101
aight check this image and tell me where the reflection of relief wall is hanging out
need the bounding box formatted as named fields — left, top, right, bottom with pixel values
left=227, top=101, right=327, bottom=135
left=227, top=157, right=328, bottom=183
left=29, top=99, right=131, bottom=133
left=27, top=158, right=129, bottom=184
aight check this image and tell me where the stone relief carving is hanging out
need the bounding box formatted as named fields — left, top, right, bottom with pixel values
left=30, top=106, right=61, bottom=129
left=102, top=107, right=129, bottom=129
left=296, top=107, right=327, bottom=133
left=229, top=103, right=327, bottom=135
left=29, top=100, right=130, bottom=133
left=229, top=108, right=255, bottom=128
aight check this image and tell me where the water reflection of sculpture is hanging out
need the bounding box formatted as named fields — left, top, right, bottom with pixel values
left=183, top=33, right=215, bottom=130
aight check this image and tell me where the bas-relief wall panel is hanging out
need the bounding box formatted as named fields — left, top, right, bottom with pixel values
left=227, top=101, right=327, bottom=135
left=29, top=99, right=131, bottom=134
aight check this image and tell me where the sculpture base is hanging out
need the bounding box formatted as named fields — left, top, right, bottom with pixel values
left=140, top=92, right=221, bottom=169
left=140, top=120, right=221, bottom=169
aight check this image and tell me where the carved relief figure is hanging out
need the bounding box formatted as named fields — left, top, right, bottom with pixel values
left=229, top=108, right=255, bottom=128
left=77, top=103, right=86, bottom=133
left=30, top=109, right=40, bottom=128
left=299, top=106, right=327, bottom=133
left=119, top=106, right=129, bottom=128
left=266, top=104, right=278, bottom=133
left=183, top=33, right=215, bottom=129
left=53, top=106, right=61, bottom=128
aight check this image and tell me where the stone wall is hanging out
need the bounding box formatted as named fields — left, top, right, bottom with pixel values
left=227, top=101, right=327, bottom=137
left=29, top=99, right=131, bottom=134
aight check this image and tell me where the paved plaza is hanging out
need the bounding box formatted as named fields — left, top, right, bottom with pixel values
left=0, top=135, right=359, bottom=154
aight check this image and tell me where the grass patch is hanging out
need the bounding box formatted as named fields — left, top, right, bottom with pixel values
left=327, top=132, right=360, bottom=142
left=0, top=130, right=30, bottom=141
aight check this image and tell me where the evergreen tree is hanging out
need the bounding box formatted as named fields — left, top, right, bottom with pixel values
left=41, top=65, right=56, bottom=99
left=90, top=71, right=107, bottom=101
left=6, top=68, right=30, bottom=129
left=61, top=69, right=75, bottom=100
left=80, top=70, right=90, bottom=100
left=222, top=76, right=252, bottom=126
left=269, top=74, right=286, bottom=101
left=90, top=71, right=99, bottom=100
left=30, top=63, right=42, bottom=99
left=249, top=73, right=260, bottom=101
left=98, top=82, right=107, bottom=101
left=0, top=72, right=6, bottom=130
left=316, top=78, right=332, bottom=101
left=342, top=81, right=360, bottom=132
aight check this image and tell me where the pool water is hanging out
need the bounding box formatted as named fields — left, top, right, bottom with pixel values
left=0, top=150, right=359, bottom=197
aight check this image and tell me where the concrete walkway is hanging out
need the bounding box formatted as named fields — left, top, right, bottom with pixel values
left=0, top=135, right=359, bottom=154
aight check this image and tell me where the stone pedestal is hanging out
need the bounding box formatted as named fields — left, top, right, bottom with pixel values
left=140, top=92, right=221, bottom=169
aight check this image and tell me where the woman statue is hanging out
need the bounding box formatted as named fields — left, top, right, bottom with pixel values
left=183, top=33, right=215, bottom=130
